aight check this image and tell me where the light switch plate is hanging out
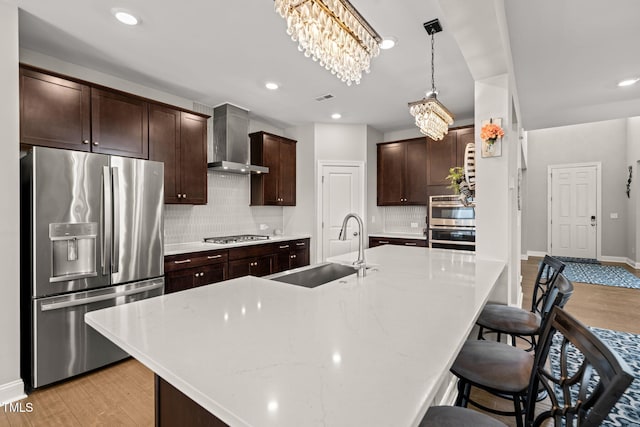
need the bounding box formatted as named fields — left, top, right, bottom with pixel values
left=610, top=213, right=619, bottom=219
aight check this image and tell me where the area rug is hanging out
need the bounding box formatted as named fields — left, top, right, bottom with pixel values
left=555, top=256, right=600, bottom=265
left=560, top=262, right=640, bottom=290
left=550, top=327, right=640, bottom=426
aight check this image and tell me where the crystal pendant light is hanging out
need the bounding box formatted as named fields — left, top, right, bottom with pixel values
left=408, top=19, right=454, bottom=140
left=274, top=0, right=381, bottom=86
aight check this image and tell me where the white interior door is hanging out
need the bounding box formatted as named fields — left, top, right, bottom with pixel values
left=550, top=165, right=597, bottom=258
left=320, top=164, right=364, bottom=262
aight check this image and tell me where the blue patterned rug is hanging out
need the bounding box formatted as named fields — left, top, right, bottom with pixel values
left=561, top=262, right=640, bottom=290
left=550, top=327, right=640, bottom=426
left=555, top=256, right=600, bottom=264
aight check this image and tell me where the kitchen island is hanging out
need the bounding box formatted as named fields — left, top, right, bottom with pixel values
left=85, top=245, right=504, bottom=426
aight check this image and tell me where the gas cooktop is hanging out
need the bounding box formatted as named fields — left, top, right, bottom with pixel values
left=203, top=234, right=270, bottom=244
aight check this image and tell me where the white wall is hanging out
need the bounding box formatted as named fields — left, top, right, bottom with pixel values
left=283, top=124, right=317, bottom=261
left=366, top=126, right=384, bottom=236
left=314, top=123, right=367, bottom=161
left=523, top=119, right=628, bottom=258
left=626, top=117, right=640, bottom=264
left=20, top=49, right=193, bottom=110
left=0, top=0, right=26, bottom=404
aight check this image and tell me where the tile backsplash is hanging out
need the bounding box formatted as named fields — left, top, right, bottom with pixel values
left=383, top=206, right=427, bottom=234
left=164, top=172, right=284, bottom=244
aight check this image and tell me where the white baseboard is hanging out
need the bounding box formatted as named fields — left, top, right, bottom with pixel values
left=434, top=372, right=458, bottom=406
left=0, top=379, right=26, bottom=406
left=627, top=258, right=640, bottom=270
left=600, top=255, right=630, bottom=264
left=527, top=250, right=547, bottom=258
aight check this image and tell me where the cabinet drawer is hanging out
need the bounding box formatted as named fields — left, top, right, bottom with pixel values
left=228, top=243, right=278, bottom=260
left=369, top=237, right=427, bottom=248
left=273, top=239, right=308, bottom=252
left=164, top=250, right=228, bottom=273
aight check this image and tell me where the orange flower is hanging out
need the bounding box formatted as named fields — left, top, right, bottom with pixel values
left=480, top=123, right=505, bottom=141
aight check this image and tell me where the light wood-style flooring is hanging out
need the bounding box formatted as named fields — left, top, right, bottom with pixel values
left=2, top=257, right=639, bottom=427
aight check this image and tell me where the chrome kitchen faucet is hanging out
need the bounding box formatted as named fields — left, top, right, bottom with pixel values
left=338, top=213, right=366, bottom=278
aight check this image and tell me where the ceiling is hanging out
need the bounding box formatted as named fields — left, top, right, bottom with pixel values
left=15, top=0, right=640, bottom=133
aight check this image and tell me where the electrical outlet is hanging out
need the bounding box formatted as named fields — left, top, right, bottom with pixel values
left=610, top=213, right=619, bottom=219
left=410, top=222, right=418, bottom=228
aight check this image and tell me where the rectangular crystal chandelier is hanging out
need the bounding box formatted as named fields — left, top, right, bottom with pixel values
left=408, top=19, right=454, bottom=141
left=274, top=0, right=381, bottom=85
left=409, top=94, right=455, bottom=141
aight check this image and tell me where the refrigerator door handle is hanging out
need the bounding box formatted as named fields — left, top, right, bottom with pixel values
left=40, top=281, right=163, bottom=312
left=112, top=167, right=120, bottom=274
left=102, top=166, right=112, bottom=276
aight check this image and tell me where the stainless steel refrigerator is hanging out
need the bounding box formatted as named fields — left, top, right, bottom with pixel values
left=21, top=147, right=165, bottom=389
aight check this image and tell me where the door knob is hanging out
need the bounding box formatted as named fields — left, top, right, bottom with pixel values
left=353, top=231, right=359, bottom=236
left=591, top=215, right=597, bottom=226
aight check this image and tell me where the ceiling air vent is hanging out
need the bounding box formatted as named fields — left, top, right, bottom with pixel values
left=315, top=94, right=334, bottom=102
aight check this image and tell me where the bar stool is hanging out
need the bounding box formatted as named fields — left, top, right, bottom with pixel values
left=450, top=273, right=574, bottom=427
left=420, top=306, right=633, bottom=427
left=476, top=254, right=565, bottom=349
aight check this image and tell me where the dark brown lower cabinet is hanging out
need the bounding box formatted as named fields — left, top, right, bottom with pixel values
left=273, top=238, right=310, bottom=273
left=164, top=239, right=311, bottom=291
left=369, top=237, right=427, bottom=248
left=164, top=250, right=228, bottom=294
left=156, top=376, right=228, bottom=427
left=228, top=255, right=274, bottom=279
left=165, top=263, right=227, bottom=294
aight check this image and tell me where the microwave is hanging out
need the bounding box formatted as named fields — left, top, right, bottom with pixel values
left=429, top=195, right=476, bottom=228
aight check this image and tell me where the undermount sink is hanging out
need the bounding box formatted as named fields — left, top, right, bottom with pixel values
left=266, top=262, right=358, bottom=288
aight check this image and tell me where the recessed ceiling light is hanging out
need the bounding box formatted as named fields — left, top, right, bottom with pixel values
left=618, top=78, right=639, bottom=87
left=380, top=37, right=397, bottom=50
left=331, top=113, right=342, bottom=120
left=265, top=82, right=279, bottom=90
left=112, top=9, right=139, bottom=26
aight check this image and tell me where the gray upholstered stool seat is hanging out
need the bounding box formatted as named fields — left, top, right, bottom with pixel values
left=420, top=406, right=507, bottom=427
left=451, top=340, right=534, bottom=393
left=477, top=304, right=541, bottom=335
left=476, top=255, right=565, bottom=349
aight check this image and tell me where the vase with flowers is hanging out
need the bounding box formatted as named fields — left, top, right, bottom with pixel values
left=480, top=120, right=505, bottom=157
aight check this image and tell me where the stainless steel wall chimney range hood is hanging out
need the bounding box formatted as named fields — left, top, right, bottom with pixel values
left=207, top=103, right=269, bottom=174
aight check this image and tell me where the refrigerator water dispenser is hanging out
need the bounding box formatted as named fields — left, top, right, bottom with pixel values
left=49, top=223, right=98, bottom=282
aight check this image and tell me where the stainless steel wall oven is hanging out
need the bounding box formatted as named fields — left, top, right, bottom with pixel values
left=429, top=195, right=476, bottom=251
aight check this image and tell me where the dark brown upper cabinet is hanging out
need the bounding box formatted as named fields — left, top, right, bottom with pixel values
left=426, top=126, right=475, bottom=197
left=20, top=66, right=148, bottom=159
left=90, top=88, right=148, bottom=158
left=20, top=65, right=210, bottom=205
left=377, top=138, right=428, bottom=206
left=20, top=67, right=91, bottom=151
left=149, top=106, right=207, bottom=205
left=250, top=131, right=297, bottom=206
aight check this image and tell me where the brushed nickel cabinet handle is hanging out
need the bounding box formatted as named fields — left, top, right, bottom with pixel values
left=405, top=242, right=417, bottom=246
left=183, top=194, right=187, bottom=198
left=82, top=139, right=89, bottom=144
left=93, top=141, right=99, bottom=146
left=207, top=255, right=222, bottom=259
left=379, top=240, right=389, bottom=244
left=279, top=245, right=290, bottom=249
left=296, top=242, right=305, bottom=246
left=174, top=259, right=191, bottom=264
left=177, top=194, right=182, bottom=199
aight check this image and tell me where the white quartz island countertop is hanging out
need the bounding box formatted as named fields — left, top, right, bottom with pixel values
left=86, top=246, right=505, bottom=427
